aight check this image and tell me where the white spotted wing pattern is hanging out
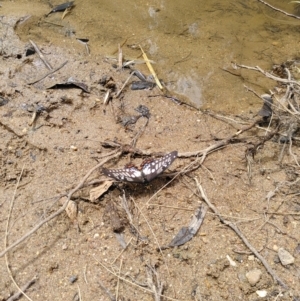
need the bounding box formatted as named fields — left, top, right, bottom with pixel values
left=102, top=151, right=178, bottom=183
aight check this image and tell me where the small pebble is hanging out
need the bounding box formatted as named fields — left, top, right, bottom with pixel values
left=256, top=290, right=267, bottom=298
left=237, top=272, right=247, bottom=282
left=246, top=269, right=262, bottom=286
left=69, top=275, right=78, bottom=284
left=294, top=243, right=300, bottom=255
left=202, top=237, right=209, bottom=243
left=278, top=248, right=295, bottom=265
left=234, top=254, right=244, bottom=263
left=273, top=254, right=280, bottom=264
left=226, top=255, right=237, bottom=267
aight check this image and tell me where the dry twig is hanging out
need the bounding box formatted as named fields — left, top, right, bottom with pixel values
left=236, top=64, right=300, bottom=87
left=131, top=117, right=149, bottom=147
left=146, top=264, right=164, bottom=301
left=4, top=165, right=35, bottom=301
left=257, top=0, right=300, bottom=20
left=116, top=72, right=135, bottom=98
left=0, top=119, right=47, bottom=150
left=6, top=276, right=37, bottom=301
left=111, top=237, right=133, bottom=265
left=98, top=279, right=116, bottom=301
left=195, top=178, right=288, bottom=289
left=94, top=256, right=179, bottom=301
left=116, top=258, right=123, bottom=301
left=0, top=150, right=121, bottom=258
left=29, top=40, right=53, bottom=70
left=101, top=117, right=259, bottom=160
left=140, top=46, right=163, bottom=89
left=27, top=60, right=68, bottom=85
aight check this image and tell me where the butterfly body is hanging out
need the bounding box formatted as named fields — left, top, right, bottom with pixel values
left=102, top=151, right=178, bottom=183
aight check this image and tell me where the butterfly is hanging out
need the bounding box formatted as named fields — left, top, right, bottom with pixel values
left=102, top=151, right=178, bottom=183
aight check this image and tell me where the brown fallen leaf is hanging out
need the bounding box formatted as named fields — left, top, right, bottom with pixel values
left=59, top=196, right=78, bottom=222
left=89, top=180, right=114, bottom=202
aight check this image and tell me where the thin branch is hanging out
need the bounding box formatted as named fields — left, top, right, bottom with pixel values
left=116, top=72, right=134, bottom=98
left=0, top=150, right=121, bottom=258
left=74, top=284, right=83, bottom=301
left=5, top=165, right=34, bottom=301
left=237, top=64, right=300, bottom=87
left=195, top=178, right=288, bottom=289
left=257, top=0, right=300, bottom=20
left=131, top=117, right=149, bottom=147
left=93, top=256, right=179, bottom=301
left=98, top=279, right=116, bottom=301
left=29, top=39, right=53, bottom=70
left=131, top=197, right=171, bottom=269
left=116, top=258, right=123, bottom=301
left=0, top=119, right=47, bottom=150
left=179, top=118, right=260, bottom=158
left=6, top=276, right=37, bottom=301
left=83, top=264, right=88, bottom=284
left=146, top=264, right=164, bottom=301
left=101, top=117, right=259, bottom=159
left=111, top=237, right=133, bottom=265
left=27, top=60, right=68, bottom=85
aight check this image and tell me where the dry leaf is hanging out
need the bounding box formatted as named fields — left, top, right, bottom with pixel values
left=59, top=196, right=78, bottom=221
left=169, top=205, right=207, bottom=247
left=89, top=180, right=113, bottom=202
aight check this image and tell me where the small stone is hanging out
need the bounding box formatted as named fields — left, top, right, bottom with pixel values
left=248, top=255, right=255, bottom=261
left=226, top=255, right=237, bottom=267
left=235, top=254, right=244, bottom=263
left=294, top=243, right=300, bottom=255
left=237, top=272, right=247, bottom=282
left=202, top=237, right=209, bottom=243
left=256, top=290, right=267, bottom=298
left=278, top=248, right=295, bottom=265
left=273, top=254, right=280, bottom=264
left=69, top=275, right=78, bottom=284
left=246, top=269, right=262, bottom=286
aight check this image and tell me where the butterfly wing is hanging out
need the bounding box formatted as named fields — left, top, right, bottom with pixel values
left=142, top=151, right=178, bottom=182
left=102, top=167, right=145, bottom=183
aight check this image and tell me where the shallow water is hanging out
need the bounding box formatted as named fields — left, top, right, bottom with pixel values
left=2, top=0, right=300, bottom=111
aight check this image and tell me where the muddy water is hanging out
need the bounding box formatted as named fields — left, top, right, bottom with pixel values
left=2, top=0, right=300, bottom=111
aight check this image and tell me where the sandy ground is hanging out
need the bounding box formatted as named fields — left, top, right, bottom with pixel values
left=0, top=15, right=300, bottom=301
